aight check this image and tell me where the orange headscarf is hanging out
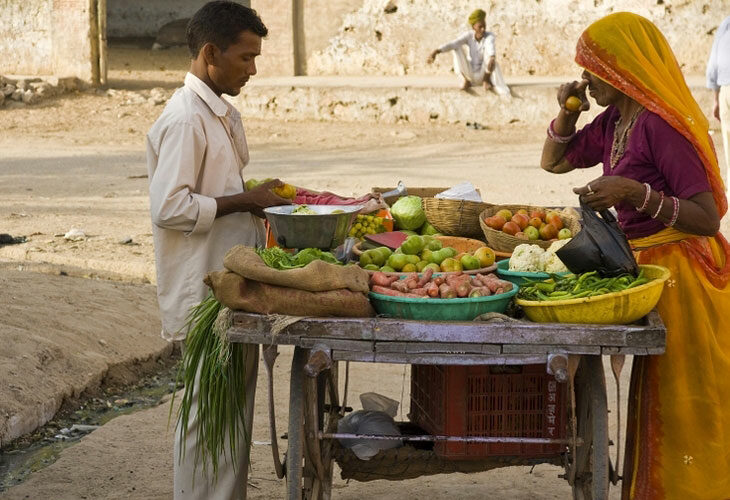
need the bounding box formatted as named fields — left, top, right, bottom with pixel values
left=575, top=12, right=727, bottom=217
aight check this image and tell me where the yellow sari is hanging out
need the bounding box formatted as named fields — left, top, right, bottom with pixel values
left=576, top=13, right=730, bottom=499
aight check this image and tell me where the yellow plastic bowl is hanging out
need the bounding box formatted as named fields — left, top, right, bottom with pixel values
left=516, top=264, right=671, bottom=324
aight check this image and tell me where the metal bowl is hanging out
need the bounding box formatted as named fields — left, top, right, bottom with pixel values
left=264, top=205, right=363, bottom=249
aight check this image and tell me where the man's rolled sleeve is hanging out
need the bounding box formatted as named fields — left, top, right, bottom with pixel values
left=187, top=193, right=217, bottom=235
left=149, top=122, right=212, bottom=233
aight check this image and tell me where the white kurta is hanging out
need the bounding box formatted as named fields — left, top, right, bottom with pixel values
left=146, top=72, right=263, bottom=500
left=146, top=72, right=265, bottom=341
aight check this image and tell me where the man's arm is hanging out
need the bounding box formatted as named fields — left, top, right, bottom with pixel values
left=216, top=180, right=290, bottom=219
left=149, top=123, right=289, bottom=235
left=427, top=32, right=470, bottom=63
left=149, top=122, right=216, bottom=234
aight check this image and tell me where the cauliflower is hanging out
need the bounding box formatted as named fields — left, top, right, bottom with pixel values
left=541, top=239, right=572, bottom=273
left=509, top=244, right=545, bottom=272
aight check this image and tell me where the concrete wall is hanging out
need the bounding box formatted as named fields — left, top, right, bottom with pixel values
left=0, top=0, right=96, bottom=80
left=251, top=0, right=360, bottom=76
left=308, top=0, right=725, bottom=77
left=106, top=0, right=250, bottom=38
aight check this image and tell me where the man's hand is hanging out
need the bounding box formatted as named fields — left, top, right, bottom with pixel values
left=245, top=179, right=292, bottom=217
left=426, top=50, right=439, bottom=64
left=216, top=179, right=291, bottom=219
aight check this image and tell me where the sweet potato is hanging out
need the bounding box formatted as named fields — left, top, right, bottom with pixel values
left=455, top=281, right=472, bottom=298
left=370, top=272, right=399, bottom=288
left=417, top=268, right=434, bottom=287
left=433, top=276, right=445, bottom=286
left=439, top=283, right=456, bottom=299
left=425, top=281, right=440, bottom=298
left=403, top=277, right=419, bottom=290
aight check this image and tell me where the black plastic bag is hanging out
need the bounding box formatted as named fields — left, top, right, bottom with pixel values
left=556, top=198, right=639, bottom=276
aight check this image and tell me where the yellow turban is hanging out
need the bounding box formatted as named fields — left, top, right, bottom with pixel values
left=468, top=9, right=486, bottom=26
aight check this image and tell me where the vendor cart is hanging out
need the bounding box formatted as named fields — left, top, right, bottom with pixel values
left=227, top=311, right=665, bottom=500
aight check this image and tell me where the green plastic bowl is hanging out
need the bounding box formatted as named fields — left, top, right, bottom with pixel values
left=496, top=259, right=570, bottom=287
left=368, top=281, right=519, bottom=321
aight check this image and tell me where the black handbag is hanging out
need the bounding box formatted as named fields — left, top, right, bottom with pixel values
left=556, top=198, right=639, bottom=276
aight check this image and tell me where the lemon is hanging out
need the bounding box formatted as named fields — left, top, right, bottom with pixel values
left=565, top=96, right=582, bottom=112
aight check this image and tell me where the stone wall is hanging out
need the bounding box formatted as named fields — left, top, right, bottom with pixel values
left=306, top=0, right=724, bottom=77
left=251, top=0, right=361, bottom=76
left=0, top=0, right=54, bottom=76
left=107, top=0, right=249, bottom=38
left=0, top=0, right=99, bottom=80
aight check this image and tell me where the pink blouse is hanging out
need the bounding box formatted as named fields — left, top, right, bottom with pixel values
left=564, top=106, right=711, bottom=239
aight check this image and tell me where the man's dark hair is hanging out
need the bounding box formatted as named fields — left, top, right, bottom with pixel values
left=186, top=1, right=268, bottom=58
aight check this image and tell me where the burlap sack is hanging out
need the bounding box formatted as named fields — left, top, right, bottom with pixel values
left=205, top=270, right=375, bottom=318
left=223, top=245, right=370, bottom=293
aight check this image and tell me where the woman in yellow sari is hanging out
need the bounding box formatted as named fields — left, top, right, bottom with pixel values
left=540, top=12, right=730, bottom=499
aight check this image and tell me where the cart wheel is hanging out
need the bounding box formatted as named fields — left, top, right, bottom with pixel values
left=286, top=348, right=340, bottom=500
left=302, top=361, right=340, bottom=500
left=570, top=355, right=609, bottom=500
left=286, top=347, right=307, bottom=500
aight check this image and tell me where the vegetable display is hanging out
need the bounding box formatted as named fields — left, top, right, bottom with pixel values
left=349, top=214, right=387, bottom=238
left=509, top=240, right=571, bottom=273
left=484, top=207, right=572, bottom=241
left=517, top=269, right=649, bottom=301
left=390, top=195, right=427, bottom=231
left=370, top=268, right=513, bottom=299
left=359, top=235, right=496, bottom=273
left=255, top=247, right=341, bottom=270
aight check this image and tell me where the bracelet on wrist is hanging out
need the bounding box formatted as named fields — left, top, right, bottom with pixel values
left=546, top=119, right=576, bottom=144
left=651, top=191, right=665, bottom=219
left=637, top=183, right=652, bottom=212
left=667, top=196, right=680, bottom=227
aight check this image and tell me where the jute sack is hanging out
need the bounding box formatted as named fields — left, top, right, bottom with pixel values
left=223, top=245, right=370, bottom=293
left=205, top=270, right=375, bottom=318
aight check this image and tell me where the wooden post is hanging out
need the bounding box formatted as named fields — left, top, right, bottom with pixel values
left=97, top=0, right=107, bottom=86
left=292, top=0, right=306, bottom=75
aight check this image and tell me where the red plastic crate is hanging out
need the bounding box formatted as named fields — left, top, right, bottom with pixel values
left=409, top=364, right=567, bottom=460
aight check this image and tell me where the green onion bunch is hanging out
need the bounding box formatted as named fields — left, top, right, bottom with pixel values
left=171, top=294, right=251, bottom=480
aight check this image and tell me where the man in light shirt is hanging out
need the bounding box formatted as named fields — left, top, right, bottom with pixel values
left=146, top=2, right=289, bottom=498
left=427, top=8, right=510, bottom=95
left=707, top=14, right=730, bottom=188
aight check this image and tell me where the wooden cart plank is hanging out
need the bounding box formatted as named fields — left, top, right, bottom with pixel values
left=601, top=346, right=665, bottom=355
left=375, top=342, right=502, bottom=355
left=229, top=311, right=666, bottom=351
left=332, top=350, right=547, bottom=366
left=502, top=344, right=602, bottom=355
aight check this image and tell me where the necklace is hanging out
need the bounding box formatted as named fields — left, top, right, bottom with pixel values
left=609, top=105, right=644, bottom=170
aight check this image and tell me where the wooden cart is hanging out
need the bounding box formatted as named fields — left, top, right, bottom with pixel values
left=227, top=311, right=666, bottom=500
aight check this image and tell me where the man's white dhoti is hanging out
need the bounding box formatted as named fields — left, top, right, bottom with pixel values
left=452, top=46, right=510, bottom=96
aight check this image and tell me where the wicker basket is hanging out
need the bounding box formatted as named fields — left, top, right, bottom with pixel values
left=371, top=187, right=449, bottom=206
left=479, top=205, right=582, bottom=253
left=423, top=198, right=493, bottom=238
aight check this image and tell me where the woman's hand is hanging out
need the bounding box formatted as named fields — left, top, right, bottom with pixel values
left=558, top=79, right=590, bottom=114
left=573, top=176, right=643, bottom=211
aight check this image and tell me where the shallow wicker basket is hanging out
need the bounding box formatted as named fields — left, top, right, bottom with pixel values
left=479, top=204, right=582, bottom=253
left=423, top=198, right=493, bottom=238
